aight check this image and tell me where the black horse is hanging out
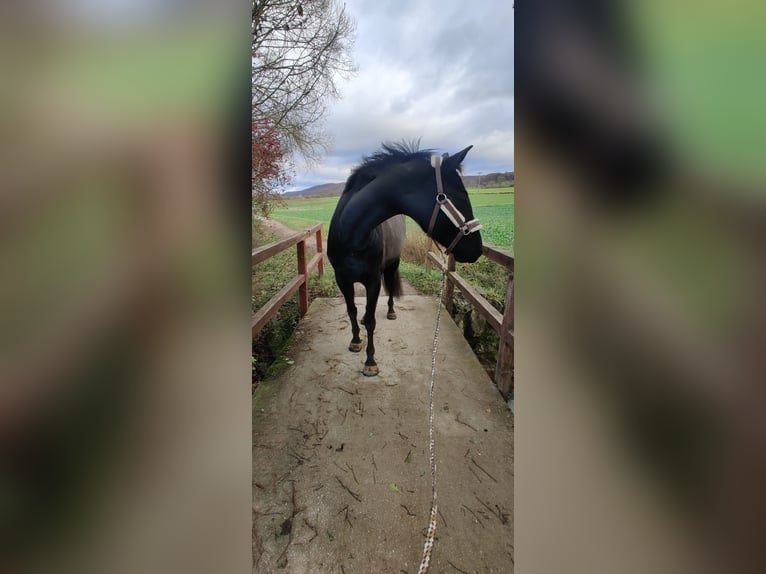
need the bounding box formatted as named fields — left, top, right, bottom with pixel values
left=327, top=141, right=483, bottom=376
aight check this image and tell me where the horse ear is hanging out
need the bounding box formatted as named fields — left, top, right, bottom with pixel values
left=445, top=145, right=473, bottom=170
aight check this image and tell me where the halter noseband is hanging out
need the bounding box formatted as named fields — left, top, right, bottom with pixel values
left=426, top=154, right=483, bottom=255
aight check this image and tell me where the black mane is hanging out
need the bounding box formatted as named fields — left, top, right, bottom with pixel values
left=357, top=140, right=434, bottom=174
left=341, top=140, right=469, bottom=197
left=343, top=140, right=434, bottom=195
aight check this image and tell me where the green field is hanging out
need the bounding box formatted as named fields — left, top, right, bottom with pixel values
left=271, top=187, right=514, bottom=251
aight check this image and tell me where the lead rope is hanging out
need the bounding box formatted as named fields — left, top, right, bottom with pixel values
left=417, top=254, right=447, bottom=574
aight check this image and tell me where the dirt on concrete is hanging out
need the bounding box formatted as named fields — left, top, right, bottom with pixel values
left=253, top=295, right=514, bottom=573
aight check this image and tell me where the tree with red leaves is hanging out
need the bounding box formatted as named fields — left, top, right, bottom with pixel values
left=252, top=112, right=290, bottom=219
left=252, top=0, right=356, bottom=220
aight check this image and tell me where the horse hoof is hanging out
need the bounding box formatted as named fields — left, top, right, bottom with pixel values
left=387, top=312, right=397, bottom=320
left=363, top=365, right=379, bottom=377
left=349, top=342, right=363, bottom=352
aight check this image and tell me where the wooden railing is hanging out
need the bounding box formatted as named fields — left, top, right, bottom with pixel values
left=252, top=223, right=324, bottom=337
left=427, top=245, right=514, bottom=398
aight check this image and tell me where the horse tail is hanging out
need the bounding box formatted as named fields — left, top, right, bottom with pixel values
left=380, top=214, right=406, bottom=262
left=379, top=214, right=405, bottom=298
left=383, top=259, right=403, bottom=298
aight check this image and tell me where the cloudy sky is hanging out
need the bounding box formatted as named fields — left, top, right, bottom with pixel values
left=289, top=0, right=514, bottom=191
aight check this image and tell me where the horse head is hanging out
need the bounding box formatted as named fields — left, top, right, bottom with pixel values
left=425, top=146, right=483, bottom=263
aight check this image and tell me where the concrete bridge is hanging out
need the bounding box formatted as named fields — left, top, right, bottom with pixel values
left=253, top=294, right=514, bottom=573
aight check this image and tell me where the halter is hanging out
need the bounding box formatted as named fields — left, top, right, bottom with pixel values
left=426, top=154, right=483, bottom=255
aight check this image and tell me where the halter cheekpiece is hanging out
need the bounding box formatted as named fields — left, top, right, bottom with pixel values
left=426, top=154, right=483, bottom=255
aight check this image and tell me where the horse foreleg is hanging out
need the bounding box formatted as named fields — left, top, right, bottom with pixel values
left=362, top=280, right=381, bottom=376
left=337, top=276, right=362, bottom=352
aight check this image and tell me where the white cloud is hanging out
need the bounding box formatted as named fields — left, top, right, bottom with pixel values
left=289, top=0, right=514, bottom=190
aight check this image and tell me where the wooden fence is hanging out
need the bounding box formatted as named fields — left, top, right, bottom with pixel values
left=427, top=244, right=514, bottom=398
left=252, top=223, right=324, bottom=337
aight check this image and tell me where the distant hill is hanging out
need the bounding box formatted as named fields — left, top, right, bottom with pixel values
left=285, top=170, right=513, bottom=198
left=461, top=171, right=514, bottom=188
left=284, top=183, right=344, bottom=198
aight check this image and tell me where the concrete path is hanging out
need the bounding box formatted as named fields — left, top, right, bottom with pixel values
left=253, top=295, right=514, bottom=573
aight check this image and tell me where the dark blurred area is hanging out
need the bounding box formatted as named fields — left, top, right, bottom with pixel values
left=0, top=1, right=251, bottom=573
left=515, top=1, right=766, bottom=573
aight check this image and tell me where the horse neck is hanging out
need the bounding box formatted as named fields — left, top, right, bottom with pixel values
left=338, top=181, right=401, bottom=250
left=339, top=168, right=438, bottom=249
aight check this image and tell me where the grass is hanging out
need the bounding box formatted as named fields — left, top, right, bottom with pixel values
left=252, top=222, right=338, bottom=304
left=464, top=188, right=515, bottom=250
left=269, top=197, right=338, bottom=232
left=399, top=261, right=446, bottom=295
left=271, top=187, right=514, bottom=252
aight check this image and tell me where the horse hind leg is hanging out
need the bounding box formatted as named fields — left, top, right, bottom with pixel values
left=383, top=259, right=402, bottom=320
left=387, top=294, right=396, bottom=320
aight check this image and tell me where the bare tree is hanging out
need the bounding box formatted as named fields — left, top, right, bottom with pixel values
left=252, top=0, right=356, bottom=162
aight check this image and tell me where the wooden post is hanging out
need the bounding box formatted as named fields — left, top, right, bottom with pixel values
left=425, top=239, right=434, bottom=273
left=495, top=272, right=514, bottom=397
left=297, top=239, right=308, bottom=316
left=315, top=228, right=324, bottom=276
left=445, top=254, right=456, bottom=313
